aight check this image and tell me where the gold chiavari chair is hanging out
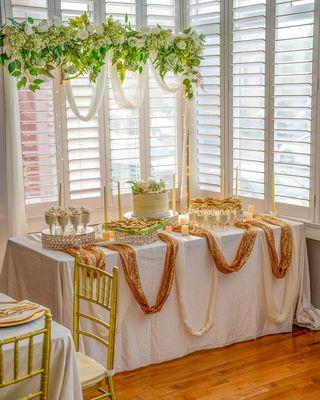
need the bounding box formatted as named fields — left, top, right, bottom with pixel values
left=0, top=311, right=52, bottom=400
left=73, top=253, right=119, bottom=400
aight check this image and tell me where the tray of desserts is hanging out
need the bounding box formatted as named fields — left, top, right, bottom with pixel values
left=42, top=206, right=95, bottom=249
left=103, top=218, right=169, bottom=246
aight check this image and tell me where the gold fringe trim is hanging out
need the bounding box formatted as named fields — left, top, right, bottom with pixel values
left=106, top=232, right=178, bottom=314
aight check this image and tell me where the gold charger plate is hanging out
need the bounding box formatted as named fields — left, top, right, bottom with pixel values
left=0, top=309, right=46, bottom=328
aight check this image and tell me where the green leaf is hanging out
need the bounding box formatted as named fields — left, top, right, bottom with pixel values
left=33, top=78, right=44, bottom=85
left=8, top=61, right=17, bottom=73
left=27, top=17, right=34, bottom=25
left=17, top=76, right=27, bottom=89
left=29, top=84, right=36, bottom=92
left=11, top=70, right=21, bottom=77
left=0, top=53, right=9, bottom=66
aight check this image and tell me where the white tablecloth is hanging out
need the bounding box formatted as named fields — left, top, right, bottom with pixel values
left=1, top=221, right=319, bottom=372
left=0, top=293, right=82, bottom=400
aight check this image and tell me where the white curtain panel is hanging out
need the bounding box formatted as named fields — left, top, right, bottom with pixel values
left=0, top=1, right=27, bottom=246
left=3, top=69, right=27, bottom=237
left=65, top=58, right=190, bottom=204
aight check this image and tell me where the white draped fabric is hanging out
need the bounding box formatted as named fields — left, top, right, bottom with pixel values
left=0, top=293, right=82, bottom=400
left=3, top=69, right=27, bottom=236
left=1, top=221, right=320, bottom=372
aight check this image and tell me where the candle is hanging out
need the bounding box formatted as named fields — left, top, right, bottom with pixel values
left=179, top=215, right=189, bottom=225
left=247, top=204, right=255, bottom=213
left=58, top=182, right=62, bottom=208
left=272, top=172, right=276, bottom=213
left=102, top=230, right=110, bottom=241
left=181, top=224, right=189, bottom=236
left=220, top=168, right=224, bottom=200
left=235, top=167, right=239, bottom=198
left=172, top=173, right=176, bottom=212
left=117, top=181, right=122, bottom=220
left=166, top=225, right=173, bottom=233
left=103, top=186, right=108, bottom=223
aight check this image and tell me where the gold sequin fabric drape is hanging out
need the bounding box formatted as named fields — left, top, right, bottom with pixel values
left=246, top=215, right=292, bottom=278
left=173, top=222, right=257, bottom=273
left=106, top=232, right=178, bottom=314
left=64, top=246, right=105, bottom=273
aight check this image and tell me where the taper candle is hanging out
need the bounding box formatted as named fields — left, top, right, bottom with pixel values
left=117, top=181, right=122, bottom=220
left=272, top=172, right=276, bottom=213
left=58, top=182, right=62, bottom=208
left=172, top=173, right=176, bottom=212
left=220, top=168, right=224, bottom=200
left=235, top=167, right=239, bottom=198
left=103, top=186, right=108, bottom=223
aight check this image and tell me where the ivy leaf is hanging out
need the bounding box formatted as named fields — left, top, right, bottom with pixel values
left=33, top=78, right=44, bottom=85
left=8, top=61, right=17, bottom=73
left=17, top=76, right=27, bottom=89
left=0, top=53, right=9, bottom=66
left=11, top=70, right=21, bottom=77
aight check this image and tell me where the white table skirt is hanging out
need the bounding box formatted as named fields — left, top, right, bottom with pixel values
left=1, top=221, right=319, bottom=372
left=0, top=294, right=82, bottom=400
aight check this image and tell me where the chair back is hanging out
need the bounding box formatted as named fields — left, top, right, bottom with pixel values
left=0, top=311, right=52, bottom=400
left=73, top=253, right=118, bottom=371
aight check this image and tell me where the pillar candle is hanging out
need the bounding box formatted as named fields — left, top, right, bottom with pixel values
left=181, top=224, right=189, bottom=236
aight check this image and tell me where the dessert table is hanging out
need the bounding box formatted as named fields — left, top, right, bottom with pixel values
left=1, top=220, right=319, bottom=373
left=0, top=293, right=82, bottom=400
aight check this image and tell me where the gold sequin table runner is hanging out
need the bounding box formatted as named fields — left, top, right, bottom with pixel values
left=106, top=232, right=178, bottom=314
left=246, top=215, right=292, bottom=278
left=173, top=222, right=258, bottom=274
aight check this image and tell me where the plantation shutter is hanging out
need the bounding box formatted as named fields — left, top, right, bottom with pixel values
left=9, top=0, right=60, bottom=211
left=231, top=0, right=266, bottom=202
left=189, top=0, right=222, bottom=194
left=272, top=0, right=315, bottom=219
left=146, top=0, right=178, bottom=188
left=106, top=0, right=141, bottom=199
left=61, top=1, right=103, bottom=205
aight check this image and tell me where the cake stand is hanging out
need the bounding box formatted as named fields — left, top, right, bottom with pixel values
left=42, top=227, right=96, bottom=250
left=123, top=210, right=179, bottom=225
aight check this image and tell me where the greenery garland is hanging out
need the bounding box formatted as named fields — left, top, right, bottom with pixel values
left=0, top=13, right=205, bottom=99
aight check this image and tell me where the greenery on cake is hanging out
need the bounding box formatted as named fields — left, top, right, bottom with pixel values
left=103, top=218, right=169, bottom=235
left=128, top=177, right=166, bottom=195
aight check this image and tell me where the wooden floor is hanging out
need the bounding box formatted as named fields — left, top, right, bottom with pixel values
left=114, top=328, right=320, bottom=400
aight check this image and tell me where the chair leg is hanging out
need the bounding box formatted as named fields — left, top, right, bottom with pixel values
left=108, top=376, right=117, bottom=400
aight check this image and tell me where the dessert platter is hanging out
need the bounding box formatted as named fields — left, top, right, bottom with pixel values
left=125, top=177, right=179, bottom=225
left=189, top=197, right=244, bottom=227
left=103, top=218, right=169, bottom=245
left=42, top=206, right=95, bottom=250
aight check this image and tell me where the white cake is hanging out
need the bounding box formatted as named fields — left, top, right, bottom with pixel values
left=132, top=191, right=170, bottom=218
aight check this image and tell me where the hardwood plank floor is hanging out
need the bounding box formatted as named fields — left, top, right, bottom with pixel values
left=113, top=328, right=320, bottom=399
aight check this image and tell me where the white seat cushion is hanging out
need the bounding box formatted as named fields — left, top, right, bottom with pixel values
left=76, top=352, right=106, bottom=388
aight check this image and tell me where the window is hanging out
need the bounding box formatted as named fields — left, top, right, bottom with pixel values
left=4, top=0, right=320, bottom=227
left=189, top=0, right=320, bottom=222
left=4, top=0, right=181, bottom=228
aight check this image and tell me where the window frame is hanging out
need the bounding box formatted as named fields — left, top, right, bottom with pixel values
left=189, top=0, right=320, bottom=225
